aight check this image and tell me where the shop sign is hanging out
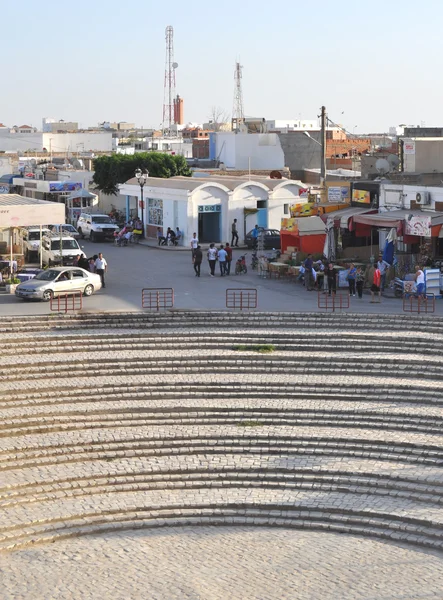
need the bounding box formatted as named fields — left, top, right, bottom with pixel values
left=404, top=141, right=416, bottom=155
left=281, top=218, right=299, bottom=234
left=49, top=182, right=82, bottom=192
left=352, top=189, right=371, bottom=204
left=404, top=215, right=431, bottom=237
left=328, top=186, right=349, bottom=203
left=198, top=205, right=221, bottom=213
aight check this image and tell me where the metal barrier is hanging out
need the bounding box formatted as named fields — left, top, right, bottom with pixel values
left=50, top=292, right=83, bottom=313
left=318, top=291, right=350, bottom=312
left=226, top=288, right=258, bottom=310
left=403, top=293, right=435, bottom=314
left=142, top=288, right=174, bottom=311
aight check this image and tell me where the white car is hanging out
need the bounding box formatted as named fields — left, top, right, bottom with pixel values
left=49, top=224, right=80, bottom=239
left=15, top=267, right=102, bottom=301
left=40, top=234, right=86, bottom=267
left=21, top=227, right=51, bottom=261
left=77, top=213, right=119, bottom=242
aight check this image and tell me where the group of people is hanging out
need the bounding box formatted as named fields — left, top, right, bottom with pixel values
left=74, top=252, right=108, bottom=288
left=190, top=233, right=234, bottom=278
left=157, top=227, right=182, bottom=246
left=301, top=253, right=385, bottom=303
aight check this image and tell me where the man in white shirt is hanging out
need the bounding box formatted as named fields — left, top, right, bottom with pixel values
left=190, top=232, right=199, bottom=261
left=95, top=253, right=108, bottom=288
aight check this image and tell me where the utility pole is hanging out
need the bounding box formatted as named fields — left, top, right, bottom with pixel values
left=320, top=105, right=327, bottom=190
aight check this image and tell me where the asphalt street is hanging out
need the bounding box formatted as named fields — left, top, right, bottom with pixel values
left=1, top=240, right=442, bottom=316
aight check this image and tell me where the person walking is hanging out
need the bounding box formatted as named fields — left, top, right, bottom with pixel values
left=225, top=242, right=233, bottom=275
left=304, top=254, right=314, bottom=291
left=95, top=252, right=108, bottom=288
left=231, top=219, right=239, bottom=247
left=251, top=224, right=260, bottom=249
left=347, top=263, right=357, bottom=296
left=325, top=263, right=336, bottom=295
left=193, top=245, right=203, bottom=277
left=207, top=243, right=218, bottom=277
left=88, top=257, right=96, bottom=273
left=415, top=265, right=426, bottom=299
left=356, top=267, right=364, bottom=299
left=377, top=254, right=387, bottom=292
left=218, top=244, right=227, bottom=276
left=371, top=265, right=381, bottom=303
left=190, top=232, right=199, bottom=260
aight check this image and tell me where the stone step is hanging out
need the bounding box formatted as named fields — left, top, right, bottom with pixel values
left=2, top=409, right=443, bottom=438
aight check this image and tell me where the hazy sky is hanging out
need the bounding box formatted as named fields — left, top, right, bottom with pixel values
left=2, top=0, right=441, bottom=133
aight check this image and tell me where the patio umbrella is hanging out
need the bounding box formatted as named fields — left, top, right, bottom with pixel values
left=382, top=227, right=397, bottom=266
left=323, top=218, right=335, bottom=262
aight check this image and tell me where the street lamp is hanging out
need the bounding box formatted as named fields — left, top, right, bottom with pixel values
left=135, top=168, right=148, bottom=237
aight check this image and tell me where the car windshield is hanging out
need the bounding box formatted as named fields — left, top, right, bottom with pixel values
left=28, top=232, right=41, bottom=241
left=35, top=270, right=59, bottom=281
left=62, top=225, right=76, bottom=232
left=92, top=216, right=113, bottom=224
left=50, top=240, right=79, bottom=250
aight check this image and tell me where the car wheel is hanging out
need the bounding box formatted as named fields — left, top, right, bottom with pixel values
left=84, top=284, right=94, bottom=296
left=42, top=289, right=53, bottom=302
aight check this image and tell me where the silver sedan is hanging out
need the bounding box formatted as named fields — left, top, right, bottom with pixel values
left=15, top=267, right=102, bottom=301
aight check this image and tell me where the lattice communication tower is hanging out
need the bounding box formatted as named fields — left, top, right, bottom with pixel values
left=232, top=61, right=245, bottom=132
left=162, top=26, right=178, bottom=135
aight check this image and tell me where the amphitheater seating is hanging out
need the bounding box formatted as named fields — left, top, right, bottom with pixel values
left=1, top=311, right=443, bottom=551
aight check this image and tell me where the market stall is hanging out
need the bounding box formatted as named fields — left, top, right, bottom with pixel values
left=280, top=216, right=326, bottom=254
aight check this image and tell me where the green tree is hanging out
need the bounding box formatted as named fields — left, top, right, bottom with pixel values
left=92, top=152, right=192, bottom=195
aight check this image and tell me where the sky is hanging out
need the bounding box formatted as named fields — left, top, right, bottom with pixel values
left=2, top=0, right=442, bottom=133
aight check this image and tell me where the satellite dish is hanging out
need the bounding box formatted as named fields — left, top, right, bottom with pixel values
left=375, top=158, right=390, bottom=176
left=387, top=154, right=400, bottom=170
left=172, top=62, right=179, bottom=69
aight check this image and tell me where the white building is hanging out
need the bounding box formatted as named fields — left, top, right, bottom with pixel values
left=119, top=175, right=307, bottom=245
left=0, top=130, right=112, bottom=154
left=210, top=132, right=285, bottom=170
left=266, top=119, right=319, bottom=132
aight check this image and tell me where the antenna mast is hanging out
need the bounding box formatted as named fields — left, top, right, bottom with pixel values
left=232, top=61, right=245, bottom=133
left=162, top=26, right=177, bottom=136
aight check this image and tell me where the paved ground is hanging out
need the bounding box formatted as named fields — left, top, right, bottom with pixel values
left=2, top=527, right=443, bottom=600
left=2, top=241, right=441, bottom=315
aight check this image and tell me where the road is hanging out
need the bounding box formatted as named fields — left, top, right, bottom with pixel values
left=1, top=240, right=441, bottom=316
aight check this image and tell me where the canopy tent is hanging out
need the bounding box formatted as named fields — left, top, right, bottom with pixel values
left=321, top=206, right=375, bottom=228
left=353, top=210, right=443, bottom=238
left=67, top=189, right=96, bottom=200
left=0, top=194, right=65, bottom=268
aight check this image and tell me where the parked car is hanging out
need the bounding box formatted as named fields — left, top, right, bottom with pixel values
left=15, top=267, right=102, bottom=301
left=21, top=227, right=51, bottom=261
left=77, top=213, right=120, bottom=242
left=49, top=224, right=80, bottom=239
left=245, top=228, right=281, bottom=249
left=40, top=234, right=86, bottom=267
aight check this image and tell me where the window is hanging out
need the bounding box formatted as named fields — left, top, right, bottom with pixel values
left=284, top=204, right=289, bottom=215
left=72, top=270, right=86, bottom=279
left=148, top=198, right=163, bottom=226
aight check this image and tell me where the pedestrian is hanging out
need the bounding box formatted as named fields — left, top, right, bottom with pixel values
left=157, top=227, right=166, bottom=246
left=193, top=245, right=202, bottom=277
left=175, top=227, right=182, bottom=246
left=356, top=267, right=364, bottom=299
left=371, top=265, right=381, bottom=303
left=225, top=242, right=233, bottom=275
left=231, top=219, right=239, bottom=247
left=325, top=263, right=336, bottom=295
left=415, top=265, right=426, bottom=299
left=218, top=244, right=227, bottom=276
left=73, top=254, right=81, bottom=267
left=88, top=257, right=96, bottom=273
left=166, top=227, right=176, bottom=246
left=95, top=252, right=108, bottom=288
left=207, top=243, right=218, bottom=277
left=304, top=254, right=314, bottom=291
left=377, top=254, right=387, bottom=292
left=251, top=224, right=260, bottom=249
left=347, top=263, right=357, bottom=296
left=78, top=255, right=89, bottom=271
left=190, top=232, right=199, bottom=260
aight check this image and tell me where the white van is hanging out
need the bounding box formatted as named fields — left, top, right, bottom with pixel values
left=21, top=227, right=51, bottom=261
left=40, top=233, right=86, bottom=267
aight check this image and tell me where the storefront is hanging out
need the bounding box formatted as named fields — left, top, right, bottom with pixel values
left=280, top=216, right=326, bottom=254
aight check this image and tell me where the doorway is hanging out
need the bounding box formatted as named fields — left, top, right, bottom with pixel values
left=198, top=212, right=220, bottom=243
